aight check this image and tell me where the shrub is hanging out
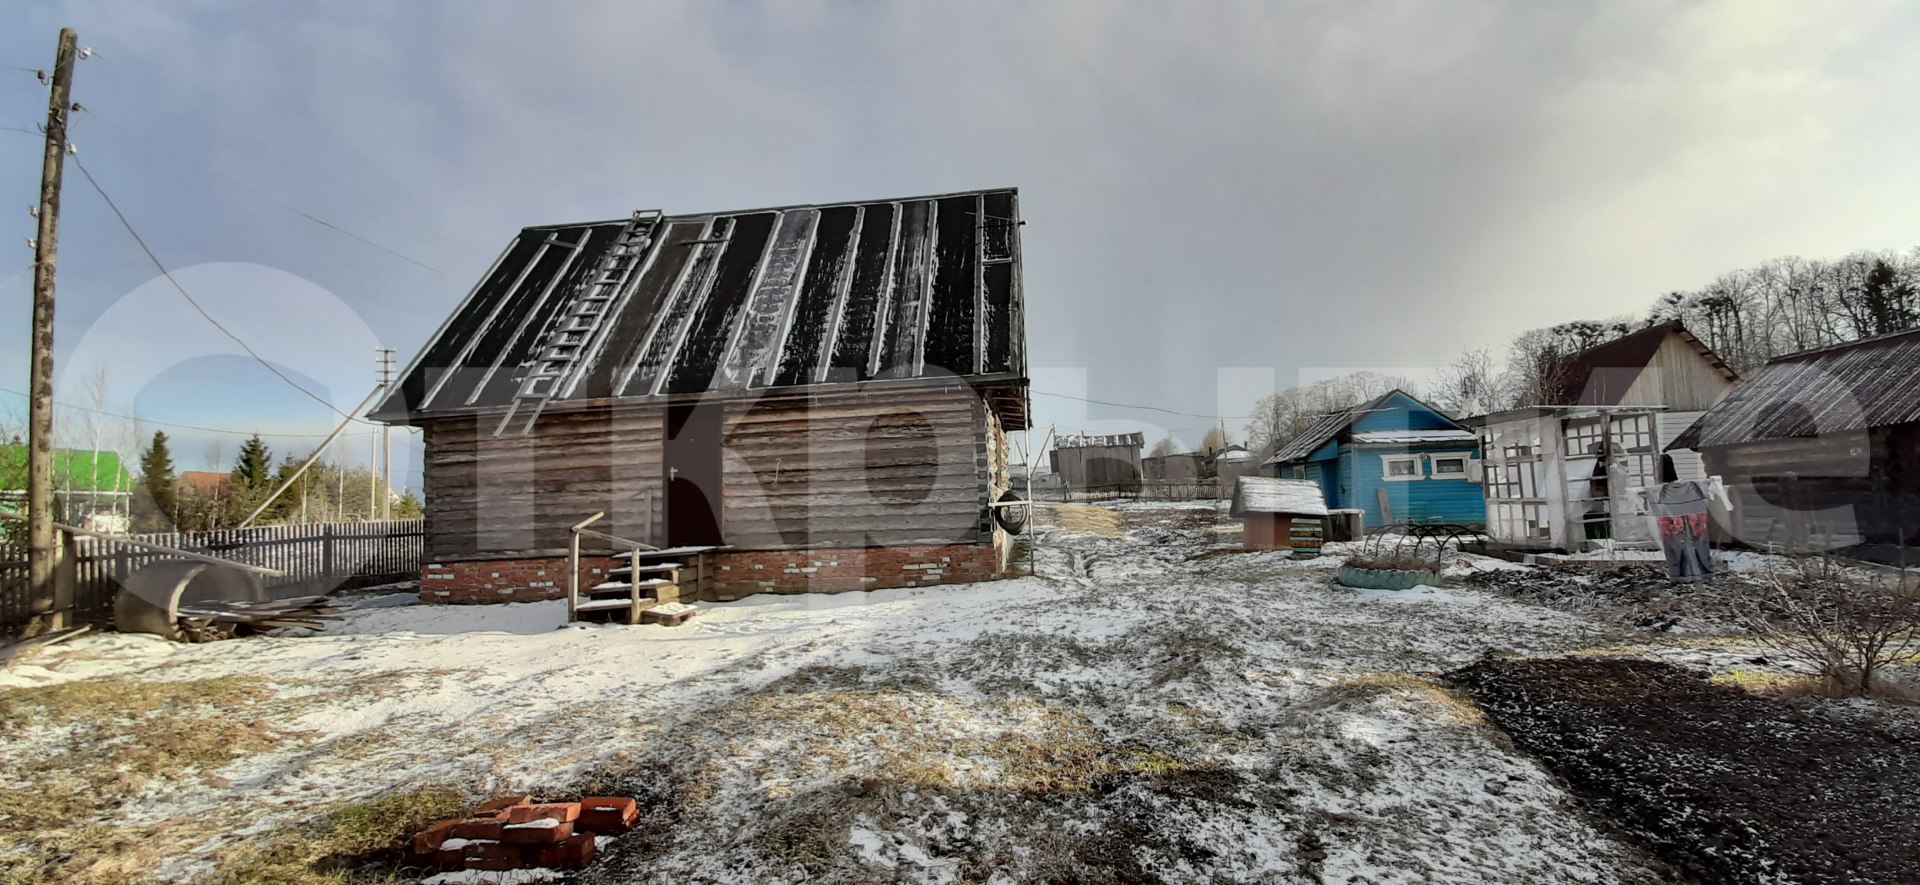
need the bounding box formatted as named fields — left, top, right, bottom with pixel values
left=1738, top=558, right=1920, bottom=697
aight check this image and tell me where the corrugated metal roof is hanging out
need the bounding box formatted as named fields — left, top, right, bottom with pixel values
left=1667, top=327, right=1920, bottom=449
left=373, top=188, right=1024, bottom=421
left=1264, top=408, right=1364, bottom=465
left=1229, top=476, right=1328, bottom=518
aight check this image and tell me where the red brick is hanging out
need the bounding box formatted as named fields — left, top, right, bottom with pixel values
left=474, top=794, right=533, bottom=815
left=507, top=802, right=580, bottom=824
left=535, top=834, right=597, bottom=870
left=450, top=819, right=505, bottom=841
left=502, top=819, right=573, bottom=845
left=463, top=840, right=521, bottom=861
left=411, top=819, right=462, bottom=854
left=578, top=796, right=639, bottom=833
left=465, top=855, right=522, bottom=871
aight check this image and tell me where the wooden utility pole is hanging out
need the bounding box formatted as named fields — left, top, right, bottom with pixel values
left=24, top=29, right=78, bottom=637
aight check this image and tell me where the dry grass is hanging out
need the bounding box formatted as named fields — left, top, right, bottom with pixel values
left=1711, top=668, right=1920, bottom=703
left=1050, top=504, right=1125, bottom=537
left=0, top=676, right=290, bottom=884
left=1323, top=672, right=1489, bottom=727
left=205, top=786, right=468, bottom=885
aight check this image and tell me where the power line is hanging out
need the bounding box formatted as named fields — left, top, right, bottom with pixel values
left=0, top=384, right=373, bottom=438
left=1031, top=390, right=1247, bottom=421
left=2, top=126, right=38, bottom=135
left=220, top=176, right=449, bottom=277
left=71, top=156, right=371, bottom=425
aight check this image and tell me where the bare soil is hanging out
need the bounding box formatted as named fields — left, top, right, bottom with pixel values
left=1447, top=657, right=1920, bottom=885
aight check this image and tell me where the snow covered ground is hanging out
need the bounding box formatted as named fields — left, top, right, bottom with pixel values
left=2, top=505, right=1677, bottom=883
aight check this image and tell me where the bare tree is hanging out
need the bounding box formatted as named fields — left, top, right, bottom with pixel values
left=1200, top=424, right=1231, bottom=456
left=1427, top=348, right=1498, bottom=418
left=1149, top=436, right=1179, bottom=458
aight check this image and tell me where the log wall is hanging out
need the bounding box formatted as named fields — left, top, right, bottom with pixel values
left=420, top=385, right=1009, bottom=562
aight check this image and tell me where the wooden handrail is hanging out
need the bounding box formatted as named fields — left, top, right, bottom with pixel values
left=565, top=502, right=659, bottom=620
left=54, top=523, right=286, bottom=577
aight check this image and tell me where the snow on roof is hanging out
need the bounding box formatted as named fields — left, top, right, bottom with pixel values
left=1213, top=448, right=1256, bottom=461
left=1229, top=476, right=1329, bottom=518
left=1054, top=432, right=1144, bottom=449
left=1349, top=430, right=1477, bottom=445
left=375, top=188, right=1025, bottom=422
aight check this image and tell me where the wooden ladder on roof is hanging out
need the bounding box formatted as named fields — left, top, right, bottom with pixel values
left=494, top=210, right=664, bottom=438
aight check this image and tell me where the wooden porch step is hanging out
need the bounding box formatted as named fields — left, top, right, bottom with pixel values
left=607, top=563, right=679, bottom=578
left=575, top=597, right=658, bottom=614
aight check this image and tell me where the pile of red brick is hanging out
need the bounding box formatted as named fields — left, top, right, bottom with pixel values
left=409, top=794, right=639, bottom=872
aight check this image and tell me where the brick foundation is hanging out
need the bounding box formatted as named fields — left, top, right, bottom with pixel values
left=421, top=537, right=1010, bottom=604
left=419, top=557, right=611, bottom=604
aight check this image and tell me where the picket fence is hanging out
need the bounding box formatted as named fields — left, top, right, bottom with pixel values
left=0, top=519, right=424, bottom=632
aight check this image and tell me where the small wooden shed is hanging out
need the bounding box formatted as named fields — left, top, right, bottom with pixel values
left=1050, top=433, right=1144, bottom=496
left=1230, top=476, right=1330, bottom=554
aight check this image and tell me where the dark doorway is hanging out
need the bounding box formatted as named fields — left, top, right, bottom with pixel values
left=664, top=403, right=724, bottom=547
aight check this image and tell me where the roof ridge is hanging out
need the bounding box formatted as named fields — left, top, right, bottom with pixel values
left=1763, top=326, right=1920, bottom=364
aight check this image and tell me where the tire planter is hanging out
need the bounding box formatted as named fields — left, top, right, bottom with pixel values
left=1336, top=565, right=1440, bottom=591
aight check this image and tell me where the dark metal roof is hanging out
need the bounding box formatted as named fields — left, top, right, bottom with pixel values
left=1666, top=327, right=1920, bottom=450
left=1547, top=321, right=1736, bottom=405
left=1263, top=388, right=1465, bottom=466
left=373, top=188, right=1025, bottom=422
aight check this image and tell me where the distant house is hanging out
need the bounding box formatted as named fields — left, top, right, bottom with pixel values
left=1209, top=444, right=1258, bottom=495
left=176, top=471, right=234, bottom=498
left=1468, top=321, right=1738, bottom=550
left=370, top=189, right=1030, bottom=603
left=1136, top=451, right=1198, bottom=485
left=0, top=446, right=135, bottom=525
left=1261, top=390, right=1485, bottom=529
left=1667, top=328, right=1920, bottom=555
left=1050, top=433, right=1144, bottom=496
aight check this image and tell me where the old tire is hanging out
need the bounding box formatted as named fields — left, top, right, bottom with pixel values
left=994, top=490, right=1029, bottom=535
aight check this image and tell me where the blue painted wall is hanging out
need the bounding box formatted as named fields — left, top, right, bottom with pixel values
left=1340, top=444, right=1486, bottom=527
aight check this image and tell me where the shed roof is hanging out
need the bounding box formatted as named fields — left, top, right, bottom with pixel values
left=1055, top=432, right=1144, bottom=449
left=373, top=188, right=1025, bottom=424
left=1547, top=321, right=1736, bottom=405
left=1229, top=476, right=1329, bottom=518
left=0, top=447, right=133, bottom=493
left=1666, top=327, right=1920, bottom=449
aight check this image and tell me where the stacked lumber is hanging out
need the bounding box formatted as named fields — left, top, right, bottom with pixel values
left=409, top=794, right=640, bottom=873
left=174, top=596, right=339, bottom=641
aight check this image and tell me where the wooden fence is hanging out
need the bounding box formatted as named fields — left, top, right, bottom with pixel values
left=0, top=519, right=424, bottom=632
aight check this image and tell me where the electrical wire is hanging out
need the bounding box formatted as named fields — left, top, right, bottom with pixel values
left=2, top=126, right=38, bottom=135
left=1031, top=390, right=1246, bottom=421
left=71, top=156, right=372, bottom=425
left=221, top=176, right=449, bottom=277
left=0, top=384, right=371, bottom=438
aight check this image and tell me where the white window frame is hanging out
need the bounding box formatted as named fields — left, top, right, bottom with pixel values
left=1291, top=465, right=1306, bottom=480
left=1381, top=455, right=1422, bottom=482
left=1427, top=451, right=1472, bottom=481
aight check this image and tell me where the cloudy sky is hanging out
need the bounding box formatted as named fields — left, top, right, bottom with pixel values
left=2, top=0, right=1918, bottom=481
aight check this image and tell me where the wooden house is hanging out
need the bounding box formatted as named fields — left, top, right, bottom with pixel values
left=1049, top=433, right=1144, bottom=496
left=1468, top=322, right=1738, bottom=550
left=1142, top=451, right=1206, bottom=497
left=1667, top=328, right=1920, bottom=557
left=370, top=189, right=1029, bottom=603
left=1261, top=390, right=1485, bottom=529
left=1229, top=476, right=1329, bottom=553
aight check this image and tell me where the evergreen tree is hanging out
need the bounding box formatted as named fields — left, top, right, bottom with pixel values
left=232, top=434, right=273, bottom=490
left=134, top=430, right=177, bottom=532
left=1861, top=260, right=1918, bottom=337
left=395, top=489, right=424, bottom=519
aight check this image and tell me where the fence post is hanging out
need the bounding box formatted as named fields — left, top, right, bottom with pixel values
left=322, top=523, right=336, bottom=583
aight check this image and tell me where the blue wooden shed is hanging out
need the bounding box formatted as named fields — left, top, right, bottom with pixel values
left=1260, top=389, right=1486, bottom=528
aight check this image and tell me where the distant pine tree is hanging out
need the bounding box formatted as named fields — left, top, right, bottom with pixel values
left=1862, top=260, right=1919, bottom=337
left=134, top=430, right=177, bottom=532
left=232, top=434, right=273, bottom=491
